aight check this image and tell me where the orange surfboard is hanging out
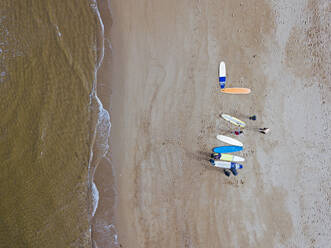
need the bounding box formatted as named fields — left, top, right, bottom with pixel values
left=221, top=88, right=251, bottom=94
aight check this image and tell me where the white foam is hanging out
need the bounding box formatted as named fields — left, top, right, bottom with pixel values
left=87, top=1, right=118, bottom=247
left=95, top=95, right=111, bottom=159
left=54, top=25, right=62, bottom=37
left=91, top=182, right=99, bottom=217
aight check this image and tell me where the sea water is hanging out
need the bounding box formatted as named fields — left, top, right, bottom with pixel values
left=0, top=0, right=113, bottom=247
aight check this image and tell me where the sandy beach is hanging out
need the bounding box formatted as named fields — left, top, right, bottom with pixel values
left=93, top=0, right=330, bottom=247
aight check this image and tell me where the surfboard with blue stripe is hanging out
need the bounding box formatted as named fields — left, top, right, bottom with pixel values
left=219, top=61, right=226, bottom=89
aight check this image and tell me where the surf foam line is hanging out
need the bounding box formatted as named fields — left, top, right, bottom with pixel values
left=88, top=1, right=118, bottom=247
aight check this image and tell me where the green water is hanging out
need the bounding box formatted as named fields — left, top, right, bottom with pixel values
left=0, top=0, right=101, bottom=246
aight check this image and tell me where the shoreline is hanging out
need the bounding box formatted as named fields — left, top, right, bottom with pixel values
left=90, top=1, right=119, bottom=247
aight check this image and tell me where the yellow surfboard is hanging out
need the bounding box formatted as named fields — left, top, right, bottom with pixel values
left=221, top=88, right=251, bottom=94
left=221, top=114, right=246, bottom=128
left=212, top=153, right=245, bottom=162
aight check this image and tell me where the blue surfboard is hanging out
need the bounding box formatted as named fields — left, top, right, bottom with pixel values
left=212, top=146, right=242, bottom=153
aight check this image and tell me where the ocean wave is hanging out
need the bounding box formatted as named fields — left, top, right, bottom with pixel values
left=89, top=0, right=118, bottom=247
left=87, top=0, right=108, bottom=215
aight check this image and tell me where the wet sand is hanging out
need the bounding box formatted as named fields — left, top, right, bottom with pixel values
left=94, top=0, right=330, bottom=247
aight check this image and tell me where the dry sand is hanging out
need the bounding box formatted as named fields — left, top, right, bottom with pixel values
left=93, top=0, right=330, bottom=247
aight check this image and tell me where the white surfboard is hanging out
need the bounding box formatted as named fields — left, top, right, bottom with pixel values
left=213, top=160, right=232, bottom=169
left=210, top=160, right=243, bottom=169
left=217, top=135, right=243, bottom=147
left=219, top=61, right=226, bottom=89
